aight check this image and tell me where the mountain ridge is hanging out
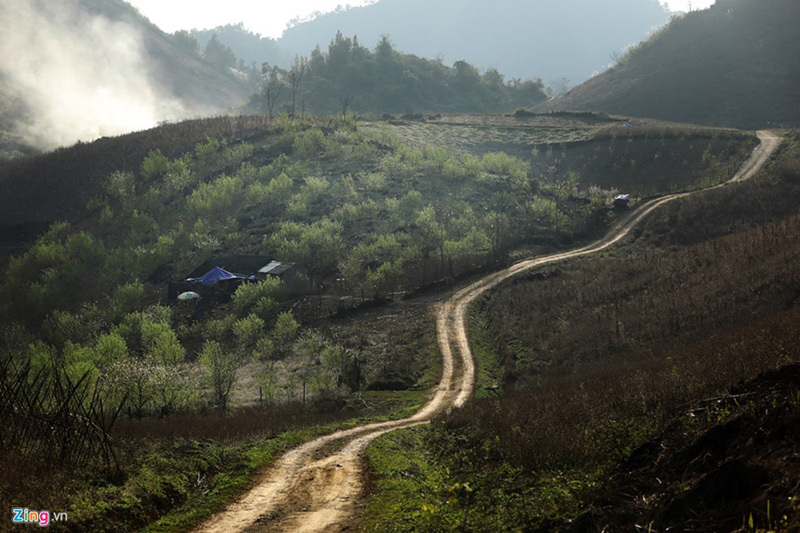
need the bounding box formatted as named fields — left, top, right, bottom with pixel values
left=539, top=0, right=800, bottom=129
left=270, top=0, right=671, bottom=86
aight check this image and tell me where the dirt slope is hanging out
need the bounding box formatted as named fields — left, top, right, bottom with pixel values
left=568, top=362, right=800, bottom=532
left=539, top=0, right=800, bottom=129
left=194, top=131, right=781, bottom=533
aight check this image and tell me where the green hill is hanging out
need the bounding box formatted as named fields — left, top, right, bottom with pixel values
left=0, top=111, right=766, bottom=529
left=540, top=0, right=800, bottom=129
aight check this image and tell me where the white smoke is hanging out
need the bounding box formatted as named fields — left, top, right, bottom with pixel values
left=0, top=0, right=191, bottom=150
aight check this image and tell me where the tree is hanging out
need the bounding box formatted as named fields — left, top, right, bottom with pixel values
left=232, top=314, right=265, bottom=354
left=268, top=219, right=344, bottom=289
left=271, top=311, right=299, bottom=359
left=414, top=206, right=447, bottom=279
left=204, top=34, right=237, bottom=72
left=285, top=55, right=308, bottom=119
left=231, top=277, right=286, bottom=317
left=141, top=319, right=185, bottom=366
left=260, top=62, right=286, bottom=120
left=199, top=340, right=238, bottom=409
left=172, top=30, right=200, bottom=55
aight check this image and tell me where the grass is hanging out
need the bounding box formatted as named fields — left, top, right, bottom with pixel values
left=57, top=389, right=428, bottom=532
left=465, top=306, right=503, bottom=399
left=63, top=295, right=440, bottom=531
left=141, top=423, right=354, bottom=533
left=360, top=427, right=447, bottom=532
left=360, top=425, right=595, bottom=532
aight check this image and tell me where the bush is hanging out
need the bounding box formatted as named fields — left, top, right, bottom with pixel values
left=232, top=314, right=265, bottom=354
left=199, top=340, right=238, bottom=409
left=186, top=175, right=245, bottom=222
left=231, top=278, right=286, bottom=316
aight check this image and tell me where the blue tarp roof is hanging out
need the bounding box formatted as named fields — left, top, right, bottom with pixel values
left=187, top=266, right=240, bottom=286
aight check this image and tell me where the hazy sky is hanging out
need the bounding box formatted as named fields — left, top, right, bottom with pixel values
left=127, top=0, right=716, bottom=39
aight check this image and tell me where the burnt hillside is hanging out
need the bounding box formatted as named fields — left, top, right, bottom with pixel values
left=541, top=0, right=800, bottom=129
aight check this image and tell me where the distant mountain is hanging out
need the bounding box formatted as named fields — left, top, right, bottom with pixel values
left=0, top=0, right=251, bottom=154
left=540, top=0, right=800, bottom=129
left=277, top=0, right=671, bottom=87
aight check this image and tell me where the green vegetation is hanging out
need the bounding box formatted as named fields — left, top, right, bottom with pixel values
left=362, top=426, right=593, bottom=532
left=0, top=111, right=763, bottom=530
left=359, top=132, right=800, bottom=530
left=2, top=2, right=794, bottom=530
left=57, top=392, right=427, bottom=532
left=250, top=33, right=548, bottom=116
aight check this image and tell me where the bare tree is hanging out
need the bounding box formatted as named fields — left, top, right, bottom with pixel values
left=261, top=63, right=286, bottom=120
left=285, top=55, right=308, bottom=120
left=339, top=94, right=352, bottom=117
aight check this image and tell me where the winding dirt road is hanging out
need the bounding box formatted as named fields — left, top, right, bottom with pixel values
left=195, top=131, right=780, bottom=533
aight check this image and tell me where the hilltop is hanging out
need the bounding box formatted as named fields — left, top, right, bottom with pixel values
left=540, top=0, right=800, bottom=129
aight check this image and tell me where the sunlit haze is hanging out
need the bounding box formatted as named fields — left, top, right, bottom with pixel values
left=126, top=0, right=377, bottom=38
left=126, top=0, right=716, bottom=39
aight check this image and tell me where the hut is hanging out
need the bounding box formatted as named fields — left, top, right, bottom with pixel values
left=258, top=261, right=315, bottom=295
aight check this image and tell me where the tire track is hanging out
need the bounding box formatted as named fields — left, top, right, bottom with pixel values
left=195, top=130, right=780, bottom=533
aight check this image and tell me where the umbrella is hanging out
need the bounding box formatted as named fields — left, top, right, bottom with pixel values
left=177, top=291, right=201, bottom=301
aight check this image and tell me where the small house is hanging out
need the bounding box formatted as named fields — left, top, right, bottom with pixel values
left=169, top=266, right=247, bottom=303
left=186, top=255, right=271, bottom=279
left=169, top=256, right=315, bottom=302
left=169, top=257, right=266, bottom=301
left=614, top=194, right=630, bottom=208
left=258, top=261, right=315, bottom=295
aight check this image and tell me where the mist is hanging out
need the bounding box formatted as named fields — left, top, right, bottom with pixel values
left=0, top=0, right=191, bottom=150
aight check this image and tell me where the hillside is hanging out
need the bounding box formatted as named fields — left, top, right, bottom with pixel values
left=0, top=0, right=251, bottom=156
left=0, top=112, right=763, bottom=529
left=0, top=114, right=753, bottom=249
left=360, top=132, right=800, bottom=531
left=540, top=0, right=800, bottom=129
left=575, top=362, right=800, bottom=531
left=277, top=0, right=670, bottom=87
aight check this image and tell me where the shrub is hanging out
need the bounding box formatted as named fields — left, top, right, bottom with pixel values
left=292, top=128, right=326, bottom=158
left=231, top=278, right=286, bottom=316
left=186, top=175, right=245, bottom=222
left=199, top=340, right=238, bottom=409
left=232, top=314, right=265, bottom=354
left=140, top=149, right=171, bottom=182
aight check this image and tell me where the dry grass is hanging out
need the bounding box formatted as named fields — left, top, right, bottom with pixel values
left=448, top=304, right=800, bottom=471
left=112, top=401, right=360, bottom=443
left=447, top=136, right=800, bottom=473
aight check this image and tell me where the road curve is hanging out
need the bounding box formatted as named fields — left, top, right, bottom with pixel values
left=194, top=131, right=780, bottom=533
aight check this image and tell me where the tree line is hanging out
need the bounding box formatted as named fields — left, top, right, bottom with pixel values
left=252, top=32, right=549, bottom=116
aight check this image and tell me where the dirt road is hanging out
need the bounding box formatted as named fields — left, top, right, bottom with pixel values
left=194, top=131, right=780, bottom=533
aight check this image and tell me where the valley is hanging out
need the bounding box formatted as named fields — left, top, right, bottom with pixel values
left=1, top=0, right=799, bottom=531
left=192, top=131, right=780, bottom=532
